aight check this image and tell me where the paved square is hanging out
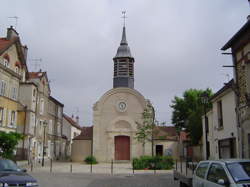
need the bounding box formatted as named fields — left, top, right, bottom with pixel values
left=30, top=173, right=178, bottom=187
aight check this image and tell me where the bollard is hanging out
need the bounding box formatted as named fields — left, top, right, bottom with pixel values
left=70, top=164, right=72, bottom=173
left=90, top=161, right=93, bottom=173
left=111, top=159, right=113, bottom=175
left=31, top=162, right=33, bottom=172
left=50, top=158, right=52, bottom=173
left=132, top=160, right=134, bottom=174
left=180, top=157, right=183, bottom=173
left=185, top=159, right=188, bottom=176
left=192, top=160, right=194, bottom=174
left=154, top=160, right=156, bottom=175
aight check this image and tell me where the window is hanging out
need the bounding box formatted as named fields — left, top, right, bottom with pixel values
left=11, top=87, right=18, bottom=100
left=10, top=111, right=15, bottom=127
left=0, top=108, right=3, bottom=125
left=15, top=67, right=19, bottom=74
left=3, top=59, right=9, bottom=67
left=0, top=80, right=7, bottom=96
left=40, top=98, right=44, bottom=115
left=217, top=100, right=223, bottom=128
left=48, top=120, right=53, bottom=134
left=195, top=162, right=209, bottom=179
left=57, top=123, right=61, bottom=136
left=33, top=89, right=36, bottom=97
left=207, top=163, right=229, bottom=184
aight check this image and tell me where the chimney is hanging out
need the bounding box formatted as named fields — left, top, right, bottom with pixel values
left=7, top=26, right=19, bottom=40
left=22, top=45, right=28, bottom=62
left=247, top=15, right=250, bottom=21
left=76, top=116, right=79, bottom=124
left=71, top=114, right=74, bottom=119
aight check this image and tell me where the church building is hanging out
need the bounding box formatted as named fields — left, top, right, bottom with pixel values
left=92, top=24, right=152, bottom=162
left=71, top=20, right=180, bottom=162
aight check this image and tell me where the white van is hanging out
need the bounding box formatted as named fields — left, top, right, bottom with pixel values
left=193, top=160, right=250, bottom=187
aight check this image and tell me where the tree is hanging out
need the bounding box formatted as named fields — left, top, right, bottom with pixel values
left=170, top=89, right=212, bottom=145
left=135, top=103, right=154, bottom=155
left=0, top=131, right=23, bottom=159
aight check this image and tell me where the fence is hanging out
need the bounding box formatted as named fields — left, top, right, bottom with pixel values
left=23, top=159, right=174, bottom=175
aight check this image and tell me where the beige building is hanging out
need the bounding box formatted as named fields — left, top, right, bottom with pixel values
left=63, top=114, right=82, bottom=158
left=0, top=26, right=28, bottom=135
left=203, top=80, right=239, bottom=159
left=221, top=17, right=250, bottom=158
left=71, top=25, right=179, bottom=163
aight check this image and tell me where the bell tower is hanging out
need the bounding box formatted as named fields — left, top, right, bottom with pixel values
left=113, top=12, right=134, bottom=89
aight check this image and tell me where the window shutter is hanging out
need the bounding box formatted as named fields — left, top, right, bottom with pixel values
left=8, top=110, right=11, bottom=127
left=14, top=111, right=17, bottom=127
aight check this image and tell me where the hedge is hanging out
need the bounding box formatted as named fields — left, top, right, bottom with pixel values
left=84, top=156, right=98, bottom=164
left=132, top=155, right=174, bottom=170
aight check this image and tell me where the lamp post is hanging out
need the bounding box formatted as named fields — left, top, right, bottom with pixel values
left=201, top=92, right=209, bottom=160
left=42, top=121, right=47, bottom=167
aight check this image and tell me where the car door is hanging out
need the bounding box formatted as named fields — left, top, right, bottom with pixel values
left=205, top=163, right=230, bottom=187
left=193, top=162, right=210, bottom=187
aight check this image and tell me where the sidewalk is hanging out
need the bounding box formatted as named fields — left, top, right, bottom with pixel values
left=27, top=161, right=173, bottom=175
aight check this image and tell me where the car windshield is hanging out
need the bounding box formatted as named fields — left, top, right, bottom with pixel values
left=0, top=159, right=19, bottom=172
left=227, top=162, right=250, bottom=182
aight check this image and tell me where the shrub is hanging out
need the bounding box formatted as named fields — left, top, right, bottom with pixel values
left=132, top=155, right=174, bottom=170
left=84, top=156, right=98, bottom=164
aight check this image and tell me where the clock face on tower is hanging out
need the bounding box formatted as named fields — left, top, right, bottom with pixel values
left=117, top=101, right=127, bottom=112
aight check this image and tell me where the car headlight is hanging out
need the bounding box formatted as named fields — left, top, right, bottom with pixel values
left=26, top=182, right=38, bottom=186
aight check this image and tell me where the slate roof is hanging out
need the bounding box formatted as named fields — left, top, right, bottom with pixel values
left=210, top=79, right=234, bottom=101
left=63, top=114, right=82, bottom=130
left=28, top=72, right=45, bottom=79
left=153, top=126, right=178, bottom=141
left=73, top=126, right=93, bottom=140
left=221, top=19, right=250, bottom=50
left=114, top=26, right=133, bottom=58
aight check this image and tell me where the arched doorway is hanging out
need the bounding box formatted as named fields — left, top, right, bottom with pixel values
left=115, top=136, right=130, bottom=160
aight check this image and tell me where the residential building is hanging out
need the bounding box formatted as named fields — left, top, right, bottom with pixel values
left=62, top=114, right=82, bottom=158
left=0, top=26, right=28, bottom=135
left=27, top=71, right=51, bottom=162
left=48, top=96, right=64, bottom=160
left=202, top=80, right=239, bottom=159
left=221, top=17, right=250, bottom=158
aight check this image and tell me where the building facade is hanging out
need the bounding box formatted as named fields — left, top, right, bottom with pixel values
left=203, top=80, right=239, bottom=159
left=221, top=17, right=250, bottom=158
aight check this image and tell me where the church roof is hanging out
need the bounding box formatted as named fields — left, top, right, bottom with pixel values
left=114, top=27, right=133, bottom=58
left=153, top=126, right=178, bottom=141
left=73, top=126, right=93, bottom=140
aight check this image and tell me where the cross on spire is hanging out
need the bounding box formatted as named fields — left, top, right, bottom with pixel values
left=121, top=11, right=127, bottom=27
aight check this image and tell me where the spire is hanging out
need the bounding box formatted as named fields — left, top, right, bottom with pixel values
left=120, top=26, right=128, bottom=45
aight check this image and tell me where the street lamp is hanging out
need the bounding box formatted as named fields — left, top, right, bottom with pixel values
left=42, top=121, right=47, bottom=167
left=201, top=92, right=209, bottom=160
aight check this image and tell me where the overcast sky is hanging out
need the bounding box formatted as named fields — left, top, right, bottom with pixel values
left=1, top=1, right=249, bottom=126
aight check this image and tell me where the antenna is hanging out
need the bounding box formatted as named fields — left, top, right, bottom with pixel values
left=29, top=58, right=42, bottom=71
left=8, top=16, right=19, bottom=29
left=121, top=11, right=127, bottom=27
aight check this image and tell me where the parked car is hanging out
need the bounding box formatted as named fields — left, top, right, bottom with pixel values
left=0, top=158, right=38, bottom=186
left=193, top=159, right=250, bottom=187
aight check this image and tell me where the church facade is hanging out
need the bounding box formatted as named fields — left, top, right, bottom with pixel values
left=71, top=24, right=180, bottom=162
left=92, top=26, right=152, bottom=162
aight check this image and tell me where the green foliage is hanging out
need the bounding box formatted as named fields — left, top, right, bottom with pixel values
left=132, top=155, right=174, bottom=170
left=170, top=88, right=213, bottom=145
left=135, top=104, right=154, bottom=154
left=84, top=155, right=98, bottom=164
left=0, top=131, right=23, bottom=159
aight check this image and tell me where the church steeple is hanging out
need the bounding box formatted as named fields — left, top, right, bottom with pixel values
left=113, top=12, right=135, bottom=89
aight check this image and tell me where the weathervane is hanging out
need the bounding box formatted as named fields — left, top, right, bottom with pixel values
left=8, top=16, right=19, bottom=29
left=121, top=11, right=127, bottom=27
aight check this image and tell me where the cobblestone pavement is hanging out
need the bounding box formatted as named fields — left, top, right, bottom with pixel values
left=30, top=172, right=178, bottom=187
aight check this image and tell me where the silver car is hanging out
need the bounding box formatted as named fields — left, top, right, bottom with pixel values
left=193, top=160, right=250, bottom=187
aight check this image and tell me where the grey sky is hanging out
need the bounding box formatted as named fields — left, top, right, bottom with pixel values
left=1, top=1, right=249, bottom=126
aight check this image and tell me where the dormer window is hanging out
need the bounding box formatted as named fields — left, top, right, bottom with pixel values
left=15, top=66, right=19, bottom=74
left=3, top=54, right=10, bottom=68
left=3, top=58, right=9, bottom=67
